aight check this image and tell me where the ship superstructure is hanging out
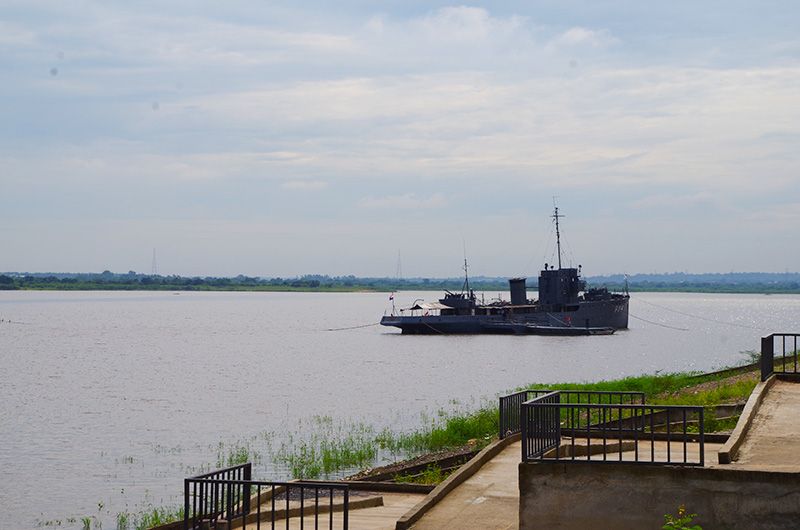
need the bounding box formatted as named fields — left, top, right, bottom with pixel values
left=380, top=205, right=629, bottom=335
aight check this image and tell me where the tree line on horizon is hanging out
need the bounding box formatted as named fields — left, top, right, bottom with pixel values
left=1, top=270, right=799, bottom=293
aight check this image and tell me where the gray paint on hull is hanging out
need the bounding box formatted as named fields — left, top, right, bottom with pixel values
left=381, top=298, right=629, bottom=334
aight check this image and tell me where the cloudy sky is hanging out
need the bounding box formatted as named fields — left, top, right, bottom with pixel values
left=2, top=1, right=799, bottom=277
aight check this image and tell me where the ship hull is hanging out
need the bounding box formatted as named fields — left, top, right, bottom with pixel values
left=380, top=297, right=629, bottom=335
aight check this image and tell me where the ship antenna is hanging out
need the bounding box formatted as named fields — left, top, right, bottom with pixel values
left=552, top=198, right=564, bottom=269
left=462, top=240, right=471, bottom=295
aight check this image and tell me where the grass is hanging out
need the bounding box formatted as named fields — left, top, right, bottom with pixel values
left=133, top=506, right=184, bottom=530
left=376, top=406, right=498, bottom=454
left=525, top=367, right=760, bottom=406
left=657, top=379, right=758, bottom=407
left=78, top=361, right=762, bottom=527
left=275, top=407, right=499, bottom=479
left=215, top=440, right=261, bottom=468
left=114, top=505, right=184, bottom=530
left=394, top=464, right=452, bottom=485
left=528, top=372, right=707, bottom=398
left=520, top=369, right=759, bottom=434
left=274, top=417, right=379, bottom=479
left=687, top=415, right=741, bottom=434
left=46, top=364, right=758, bottom=529
left=273, top=367, right=761, bottom=478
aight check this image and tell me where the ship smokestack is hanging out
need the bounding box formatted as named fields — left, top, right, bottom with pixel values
left=509, top=277, right=527, bottom=305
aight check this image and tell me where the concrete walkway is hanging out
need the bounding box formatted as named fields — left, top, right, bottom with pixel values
left=410, top=441, right=521, bottom=530
left=404, top=439, right=723, bottom=530
left=730, top=379, right=800, bottom=472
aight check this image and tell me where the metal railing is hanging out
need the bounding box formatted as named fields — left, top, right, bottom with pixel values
left=521, top=391, right=705, bottom=466
left=184, top=464, right=349, bottom=530
left=761, top=333, right=800, bottom=381
left=520, top=392, right=562, bottom=458
left=499, top=389, right=645, bottom=438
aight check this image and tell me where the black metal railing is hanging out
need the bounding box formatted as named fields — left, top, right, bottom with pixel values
left=520, top=392, right=562, bottom=458
left=761, top=333, right=800, bottom=381
left=521, top=392, right=705, bottom=466
left=499, top=389, right=646, bottom=438
left=184, top=464, right=349, bottom=530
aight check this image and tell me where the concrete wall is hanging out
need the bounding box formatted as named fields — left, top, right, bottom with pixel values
left=519, top=463, right=800, bottom=530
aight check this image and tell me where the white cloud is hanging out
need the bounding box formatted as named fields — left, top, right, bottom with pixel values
left=281, top=180, right=328, bottom=191
left=359, top=193, right=447, bottom=210
left=3, top=4, right=800, bottom=274
left=630, top=192, right=723, bottom=210
left=412, top=6, right=526, bottom=42
left=549, top=27, right=618, bottom=49
left=0, top=21, right=37, bottom=46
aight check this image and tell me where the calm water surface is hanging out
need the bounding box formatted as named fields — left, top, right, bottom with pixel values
left=1, top=290, right=798, bottom=529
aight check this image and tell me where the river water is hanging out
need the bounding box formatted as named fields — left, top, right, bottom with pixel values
left=0, top=290, right=798, bottom=529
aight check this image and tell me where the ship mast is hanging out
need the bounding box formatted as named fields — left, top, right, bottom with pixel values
left=462, top=239, right=471, bottom=296
left=552, top=200, right=564, bottom=270
left=463, top=257, right=470, bottom=292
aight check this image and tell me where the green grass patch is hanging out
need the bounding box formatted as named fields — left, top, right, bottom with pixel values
left=526, top=372, right=706, bottom=398
left=274, top=417, right=378, bottom=479
left=116, top=505, right=184, bottom=530
left=694, top=414, right=740, bottom=433
left=525, top=367, right=760, bottom=404
left=216, top=440, right=261, bottom=468
left=201, top=367, right=760, bottom=487
left=394, top=464, right=452, bottom=485
left=657, top=379, right=758, bottom=406
left=132, top=506, right=183, bottom=530
left=377, top=406, right=498, bottom=454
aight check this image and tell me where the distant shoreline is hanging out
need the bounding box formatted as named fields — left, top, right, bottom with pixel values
left=2, top=284, right=800, bottom=295
left=2, top=271, right=799, bottom=295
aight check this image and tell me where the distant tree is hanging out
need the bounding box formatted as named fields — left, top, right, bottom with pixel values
left=0, top=274, right=15, bottom=289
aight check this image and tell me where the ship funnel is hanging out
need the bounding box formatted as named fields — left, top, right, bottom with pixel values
left=509, top=277, right=527, bottom=305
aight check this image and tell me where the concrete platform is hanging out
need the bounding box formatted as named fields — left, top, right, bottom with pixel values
left=410, top=441, right=521, bottom=530
left=402, top=439, right=722, bottom=530
left=729, top=379, right=800, bottom=472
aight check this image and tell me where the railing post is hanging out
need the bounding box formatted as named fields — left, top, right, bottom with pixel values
left=761, top=335, right=774, bottom=381
left=243, top=463, right=252, bottom=516
left=499, top=396, right=505, bottom=439
left=554, top=393, right=562, bottom=454
left=343, top=487, right=349, bottom=530
left=520, top=403, right=528, bottom=462
left=184, top=479, right=190, bottom=530
left=699, top=407, right=705, bottom=466
left=226, top=480, right=234, bottom=523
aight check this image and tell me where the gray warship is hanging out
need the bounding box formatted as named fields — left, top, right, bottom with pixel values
left=380, top=206, right=629, bottom=335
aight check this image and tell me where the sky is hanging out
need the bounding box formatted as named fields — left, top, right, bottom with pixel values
left=1, top=1, right=799, bottom=277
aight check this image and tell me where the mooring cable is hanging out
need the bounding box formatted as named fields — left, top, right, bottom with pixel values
left=629, top=312, right=689, bottom=331
left=635, top=297, right=764, bottom=331
left=325, top=322, right=380, bottom=332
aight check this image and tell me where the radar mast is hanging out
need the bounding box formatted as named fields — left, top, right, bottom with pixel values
left=552, top=199, right=564, bottom=270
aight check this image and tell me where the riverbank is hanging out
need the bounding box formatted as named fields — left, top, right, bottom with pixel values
left=67, top=360, right=768, bottom=530
left=7, top=284, right=800, bottom=295
left=318, top=362, right=764, bottom=485
left=3, top=272, right=800, bottom=294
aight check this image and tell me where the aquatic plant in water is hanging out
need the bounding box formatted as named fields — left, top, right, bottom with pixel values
left=273, top=417, right=380, bottom=479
